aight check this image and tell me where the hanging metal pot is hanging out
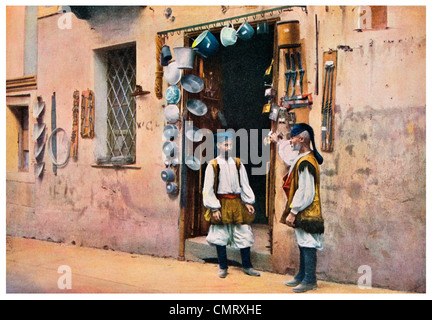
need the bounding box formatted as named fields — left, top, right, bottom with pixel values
left=163, top=124, right=179, bottom=140
left=160, top=45, right=173, bottom=66
left=161, top=168, right=176, bottom=182
left=163, top=141, right=178, bottom=158
left=237, top=21, right=255, bottom=41
left=192, top=30, right=220, bottom=59
left=166, top=182, right=178, bottom=195
left=257, top=21, right=270, bottom=35
left=220, top=24, right=238, bottom=47
left=173, top=47, right=196, bottom=69
left=277, top=20, right=301, bottom=49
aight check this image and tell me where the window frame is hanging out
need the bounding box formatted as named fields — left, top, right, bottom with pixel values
left=105, top=45, right=137, bottom=164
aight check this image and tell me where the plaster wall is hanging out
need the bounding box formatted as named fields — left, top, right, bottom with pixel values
left=5, top=5, right=426, bottom=292
left=6, top=6, right=26, bottom=79
left=271, top=6, right=426, bottom=292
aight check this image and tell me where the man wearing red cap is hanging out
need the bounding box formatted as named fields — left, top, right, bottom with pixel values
left=271, top=123, right=324, bottom=293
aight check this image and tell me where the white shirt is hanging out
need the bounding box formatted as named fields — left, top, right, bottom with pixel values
left=202, top=155, right=255, bottom=210
left=277, top=146, right=324, bottom=250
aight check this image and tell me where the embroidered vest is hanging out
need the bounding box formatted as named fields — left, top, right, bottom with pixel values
left=280, top=153, right=324, bottom=234
left=210, top=157, right=242, bottom=194
left=203, top=158, right=254, bottom=225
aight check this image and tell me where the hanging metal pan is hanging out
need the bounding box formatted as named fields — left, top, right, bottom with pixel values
left=166, top=85, right=181, bottom=104
left=164, top=61, right=182, bottom=85
left=181, top=75, right=204, bottom=93
left=164, top=104, right=180, bottom=123
left=185, top=126, right=203, bottom=142
left=185, top=155, right=201, bottom=171
left=186, top=99, right=208, bottom=116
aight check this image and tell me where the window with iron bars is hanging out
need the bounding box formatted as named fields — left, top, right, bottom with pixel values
left=106, top=45, right=136, bottom=164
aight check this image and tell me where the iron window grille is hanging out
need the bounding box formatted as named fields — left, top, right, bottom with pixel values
left=106, top=45, right=137, bottom=164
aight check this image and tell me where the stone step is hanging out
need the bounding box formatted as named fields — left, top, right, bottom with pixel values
left=184, top=224, right=273, bottom=272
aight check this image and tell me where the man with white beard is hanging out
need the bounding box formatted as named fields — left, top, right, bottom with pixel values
left=271, top=123, right=325, bottom=293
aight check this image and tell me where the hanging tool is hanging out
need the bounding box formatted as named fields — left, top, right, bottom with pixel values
left=71, top=90, right=79, bottom=160
left=297, top=51, right=305, bottom=95
left=326, top=64, right=335, bottom=150
left=321, top=63, right=330, bottom=150
left=51, top=92, right=57, bottom=176
left=284, top=51, right=291, bottom=101
left=314, top=14, right=319, bottom=95
left=290, top=53, right=297, bottom=98
left=80, top=90, right=95, bottom=138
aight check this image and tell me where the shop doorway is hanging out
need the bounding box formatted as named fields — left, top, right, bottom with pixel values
left=181, top=21, right=278, bottom=259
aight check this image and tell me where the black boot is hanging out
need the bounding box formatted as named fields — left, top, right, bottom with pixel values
left=240, top=247, right=260, bottom=277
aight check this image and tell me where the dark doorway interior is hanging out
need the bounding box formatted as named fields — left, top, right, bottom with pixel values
left=220, top=24, right=275, bottom=224
left=183, top=23, right=276, bottom=240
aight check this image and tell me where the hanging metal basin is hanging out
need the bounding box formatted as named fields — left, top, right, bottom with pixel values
left=192, top=30, right=220, bottom=59
left=173, top=47, right=196, bottom=69
left=163, top=124, right=179, bottom=140
left=185, top=126, right=203, bottom=142
left=164, top=104, right=180, bottom=123
left=34, top=141, right=45, bottom=160
left=185, top=155, right=201, bottom=171
left=166, top=85, right=181, bottom=104
left=33, top=100, right=45, bottom=119
left=181, top=75, right=204, bottom=93
left=186, top=99, right=208, bottom=116
left=35, top=162, right=45, bottom=178
left=32, top=123, right=46, bottom=141
left=164, top=61, right=182, bottom=85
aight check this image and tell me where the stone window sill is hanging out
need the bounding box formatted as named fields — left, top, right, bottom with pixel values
left=91, top=163, right=141, bottom=170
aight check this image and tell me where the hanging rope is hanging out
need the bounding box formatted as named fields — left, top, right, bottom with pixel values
left=155, top=34, right=164, bottom=100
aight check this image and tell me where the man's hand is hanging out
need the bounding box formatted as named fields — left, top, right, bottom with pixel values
left=212, top=210, right=222, bottom=223
left=245, top=204, right=255, bottom=215
left=270, top=132, right=280, bottom=144
left=286, top=213, right=296, bottom=228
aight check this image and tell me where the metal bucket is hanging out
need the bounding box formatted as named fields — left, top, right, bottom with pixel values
left=173, top=47, right=196, bottom=69
left=277, top=20, right=301, bottom=49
